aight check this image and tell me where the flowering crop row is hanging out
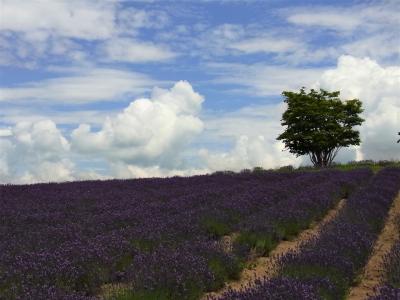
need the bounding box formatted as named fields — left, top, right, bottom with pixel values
left=215, top=168, right=400, bottom=300
left=230, top=169, right=371, bottom=259
left=0, top=169, right=371, bottom=299
left=370, top=215, right=400, bottom=299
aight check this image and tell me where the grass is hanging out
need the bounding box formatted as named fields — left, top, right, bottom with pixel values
left=300, top=160, right=400, bottom=173
left=104, top=287, right=170, bottom=300
left=248, top=160, right=400, bottom=174
left=235, top=231, right=278, bottom=256
left=202, top=218, right=231, bottom=238
left=115, top=254, right=133, bottom=272
left=103, top=283, right=203, bottom=300
left=130, top=238, right=158, bottom=252
left=207, top=257, right=242, bottom=290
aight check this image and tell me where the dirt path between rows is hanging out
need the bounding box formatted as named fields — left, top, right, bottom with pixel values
left=347, top=192, right=400, bottom=300
left=203, top=198, right=346, bottom=300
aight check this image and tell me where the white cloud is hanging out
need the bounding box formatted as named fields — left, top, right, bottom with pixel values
left=110, top=162, right=208, bottom=179
left=12, top=120, right=70, bottom=156
left=285, top=2, right=400, bottom=33
left=229, top=36, right=301, bottom=54
left=0, top=81, right=206, bottom=183
left=116, top=7, right=169, bottom=34
left=0, top=109, right=116, bottom=127
left=287, top=11, right=362, bottom=32
left=198, top=102, right=303, bottom=171
left=0, top=68, right=156, bottom=103
left=203, top=103, right=286, bottom=140
left=71, top=81, right=204, bottom=169
left=102, top=38, right=176, bottom=63
left=281, top=2, right=400, bottom=64
left=0, top=1, right=176, bottom=66
left=208, top=62, right=324, bottom=96
left=0, top=139, right=12, bottom=179
left=202, top=55, right=400, bottom=170
left=188, top=24, right=311, bottom=62
left=0, top=120, right=75, bottom=183
left=0, top=0, right=116, bottom=40
left=316, top=55, right=400, bottom=161
left=19, top=160, right=75, bottom=184
left=0, top=127, right=11, bottom=137
left=200, top=135, right=301, bottom=172
left=341, top=34, right=400, bottom=63
left=188, top=24, right=246, bottom=57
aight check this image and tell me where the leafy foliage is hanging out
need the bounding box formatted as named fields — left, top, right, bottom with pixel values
left=277, top=88, right=364, bottom=167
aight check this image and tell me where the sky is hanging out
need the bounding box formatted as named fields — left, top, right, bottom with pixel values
left=0, top=0, right=399, bottom=184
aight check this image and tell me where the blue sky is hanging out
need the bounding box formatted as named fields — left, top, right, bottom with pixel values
left=0, top=0, right=399, bottom=183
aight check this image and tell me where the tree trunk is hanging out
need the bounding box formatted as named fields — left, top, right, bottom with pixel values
left=310, top=150, right=333, bottom=168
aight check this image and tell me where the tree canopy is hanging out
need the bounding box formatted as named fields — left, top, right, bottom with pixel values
left=277, top=87, right=364, bottom=167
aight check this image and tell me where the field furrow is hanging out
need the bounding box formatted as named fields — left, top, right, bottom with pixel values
left=348, top=192, right=400, bottom=300
left=0, top=168, right=385, bottom=300
left=213, top=168, right=400, bottom=300
left=204, top=198, right=346, bottom=299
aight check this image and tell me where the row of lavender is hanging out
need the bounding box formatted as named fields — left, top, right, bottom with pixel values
left=370, top=214, right=400, bottom=299
left=112, top=169, right=371, bottom=300
left=216, top=167, right=400, bottom=300
left=231, top=172, right=354, bottom=258
left=0, top=169, right=370, bottom=299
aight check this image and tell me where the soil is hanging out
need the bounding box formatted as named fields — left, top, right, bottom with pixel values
left=203, top=198, right=347, bottom=299
left=347, top=192, right=400, bottom=300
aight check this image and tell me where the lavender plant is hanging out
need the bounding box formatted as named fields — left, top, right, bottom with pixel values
left=215, top=168, right=400, bottom=300
left=0, top=169, right=372, bottom=299
left=369, top=215, right=400, bottom=299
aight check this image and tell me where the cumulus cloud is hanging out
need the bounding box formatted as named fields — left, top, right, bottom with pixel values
left=0, top=127, right=11, bottom=137
left=71, top=81, right=204, bottom=169
left=0, top=139, right=12, bottom=179
left=200, top=135, right=301, bottom=172
left=0, top=81, right=206, bottom=183
left=0, top=120, right=75, bottom=183
left=110, top=162, right=208, bottom=179
left=316, top=55, right=400, bottom=161
left=198, top=102, right=303, bottom=171
left=202, top=55, right=400, bottom=170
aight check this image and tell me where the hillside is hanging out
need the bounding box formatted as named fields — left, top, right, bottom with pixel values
left=1, top=167, right=400, bottom=299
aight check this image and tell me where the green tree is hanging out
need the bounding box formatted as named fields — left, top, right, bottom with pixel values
left=277, top=87, right=364, bottom=167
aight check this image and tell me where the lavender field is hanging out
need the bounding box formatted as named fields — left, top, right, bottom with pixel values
left=1, top=168, right=399, bottom=300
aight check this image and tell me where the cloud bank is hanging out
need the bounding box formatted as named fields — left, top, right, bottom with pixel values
left=71, top=80, right=204, bottom=169
left=0, top=1, right=399, bottom=184
left=199, top=55, right=400, bottom=171
left=317, top=55, right=400, bottom=161
left=1, top=56, right=399, bottom=184
left=0, top=81, right=205, bottom=183
left=0, top=120, right=74, bottom=183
